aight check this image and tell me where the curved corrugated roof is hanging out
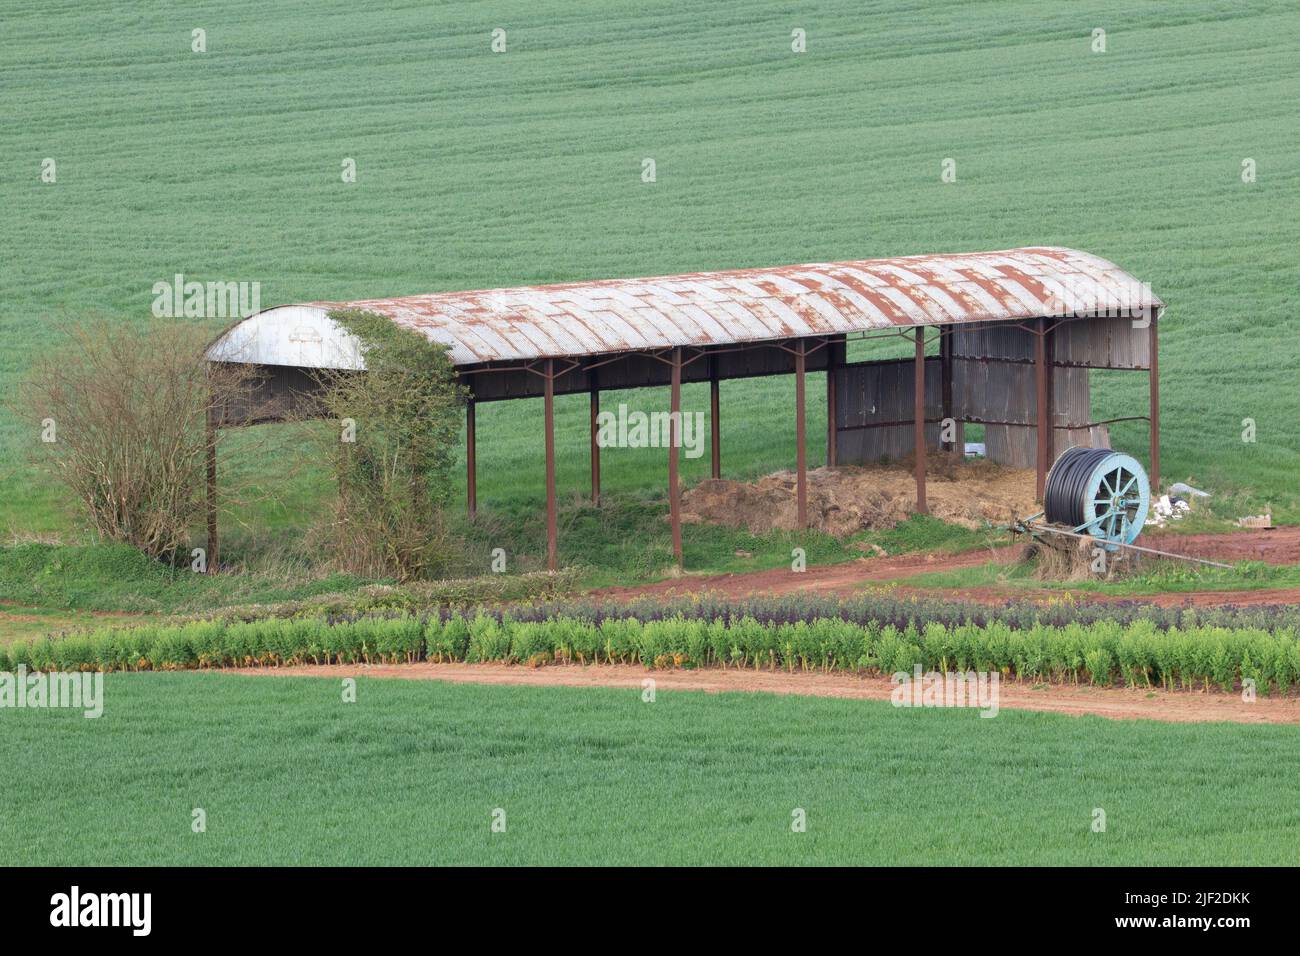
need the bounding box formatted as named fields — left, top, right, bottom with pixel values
left=206, top=247, right=1161, bottom=370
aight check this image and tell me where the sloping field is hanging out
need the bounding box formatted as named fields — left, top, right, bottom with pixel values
left=2, top=0, right=1299, bottom=552
left=1, top=673, right=1296, bottom=865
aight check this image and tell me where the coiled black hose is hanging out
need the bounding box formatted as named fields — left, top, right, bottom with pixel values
left=1044, top=447, right=1114, bottom=528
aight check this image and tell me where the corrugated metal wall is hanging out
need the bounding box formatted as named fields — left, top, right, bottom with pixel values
left=1053, top=315, right=1151, bottom=369
left=952, top=316, right=1149, bottom=369
left=834, top=316, right=1148, bottom=468
left=952, top=361, right=1087, bottom=426
left=953, top=361, right=1090, bottom=468
left=215, top=364, right=332, bottom=426
left=834, top=358, right=943, bottom=462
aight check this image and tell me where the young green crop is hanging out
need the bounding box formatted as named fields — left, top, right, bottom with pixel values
left=8, top=611, right=1298, bottom=695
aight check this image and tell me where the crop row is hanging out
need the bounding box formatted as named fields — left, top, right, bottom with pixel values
left=499, top=590, right=1300, bottom=635
left=204, top=587, right=1300, bottom=636
left=8, top=613, right=1300, bottom=694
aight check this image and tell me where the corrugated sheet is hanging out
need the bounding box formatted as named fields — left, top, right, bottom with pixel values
left=952, top=325, right=1037, bottom=363
left=983, top=424, right=1111, bottom=470
left=954, top=315, right=1151, bottom=369
left=1053, top=315, right=1150, bottom=369
left=833, top=358, right=943, bottom=464
left=206, top=247, right=1162, bottom=370
left=833, top=356, right=1097, bottom=469
left=953, top=362, right=1090, bottom=428
left=835, top=358, right=942, bottom=429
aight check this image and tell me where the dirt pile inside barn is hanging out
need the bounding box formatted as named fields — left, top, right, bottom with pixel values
left=679, top=458, right=1037, bottom=536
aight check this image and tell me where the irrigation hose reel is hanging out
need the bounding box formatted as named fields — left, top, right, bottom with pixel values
left=1037, top=446, right=1151, bottom=551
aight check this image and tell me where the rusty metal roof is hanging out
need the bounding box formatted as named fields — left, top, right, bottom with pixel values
left=206, top=247, right=1161, bottom=370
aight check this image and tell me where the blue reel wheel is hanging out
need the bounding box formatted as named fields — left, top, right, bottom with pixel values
left=1044, top=447, right=1150, bottom=550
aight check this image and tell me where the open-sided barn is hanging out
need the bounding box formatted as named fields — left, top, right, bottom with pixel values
left=205, top=246, right=1163, bottom=570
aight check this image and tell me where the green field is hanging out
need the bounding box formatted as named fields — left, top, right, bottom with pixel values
left=1, top=673, right=1295, bottom=865
left=900, top=555, right=1300, bottom=595
left=3, top=0, right=1299, bottom=564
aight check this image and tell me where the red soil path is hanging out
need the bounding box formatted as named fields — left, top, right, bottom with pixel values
left=228, top=661, right=1300, bottom=725
left=593, top=529, right=1300, bottom=607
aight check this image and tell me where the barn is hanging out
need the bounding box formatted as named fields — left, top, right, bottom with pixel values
left=204, top=246, right=1163, bottom=570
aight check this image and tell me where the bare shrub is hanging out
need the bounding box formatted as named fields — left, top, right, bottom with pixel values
left=1021, top=536, right=1139, bottom=581
left=17, top=319, right=252, bottom=562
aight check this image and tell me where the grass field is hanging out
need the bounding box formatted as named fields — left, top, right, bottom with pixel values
left=3, top=0, right=1300, bottom=563
left=898, top=556, right=1300, bottom=595
left=1, top=673, right=1296, bottom=865
left=0, top=607, right=153, bottom=643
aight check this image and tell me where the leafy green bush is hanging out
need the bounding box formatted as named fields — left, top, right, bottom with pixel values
left=509, top=621, right=552, bottom=665
left=1084, top=647, right=1115, bottom=686
left=466, top=613, right=511, bottom=663
left=427, top=614, right=467, bottom=662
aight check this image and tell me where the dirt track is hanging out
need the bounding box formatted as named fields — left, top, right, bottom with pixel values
left=1143, top=526, right=1300, bottom=564
left=594, top=528, right=1300, bottom=607
left=228, top=661, right=1300, bottom=725
left=896, top=584, right=1300, bottom=608
left=596, top=545, right=1011, bottom=601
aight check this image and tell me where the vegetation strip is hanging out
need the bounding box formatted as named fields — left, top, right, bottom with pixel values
left=6, top=674, right=1296, bottom=866
left=226, top=662, right=1299, bottom=725
left=10, top=611, right=1299, bottom=694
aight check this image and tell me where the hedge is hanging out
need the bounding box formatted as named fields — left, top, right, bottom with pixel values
left=6, top=612, right=1300, bottom=694
left=501, top=590, right=1300, bottom=635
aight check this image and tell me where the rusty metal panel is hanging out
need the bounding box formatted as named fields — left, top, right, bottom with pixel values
left=952, top=324, right=1036, bottom=362
left=1051, top=367, right=1090, bottom=428
left=954, top=359, right=1031, bottom=425
left=465, top=366, right=591, bottom=402
left=947, top=360, right=1090, bottom=469
left=833, top=358, right=942, bottom=464
left=848, top=422, right=940, bottom=461
left=953, top=316, right=1149, bottom=369
left=1052, top=315, right=1151, bottom=369
left=838, top=423, right=943, bottom=463
left=207, top=248, right=1162, bottom=370
left=983, top=422, right=1110, bottom=469
left=835, top=358, right=942, bottom=428
left=832, top=356, right=1096, bottom=467
left=983, top=425, right=1038, bottom=468
left=953, top=361, right=1089, bottom=428
left=1060, top=424, right=1113, bottom=450
left=214, top=364, right=333, bottom=426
